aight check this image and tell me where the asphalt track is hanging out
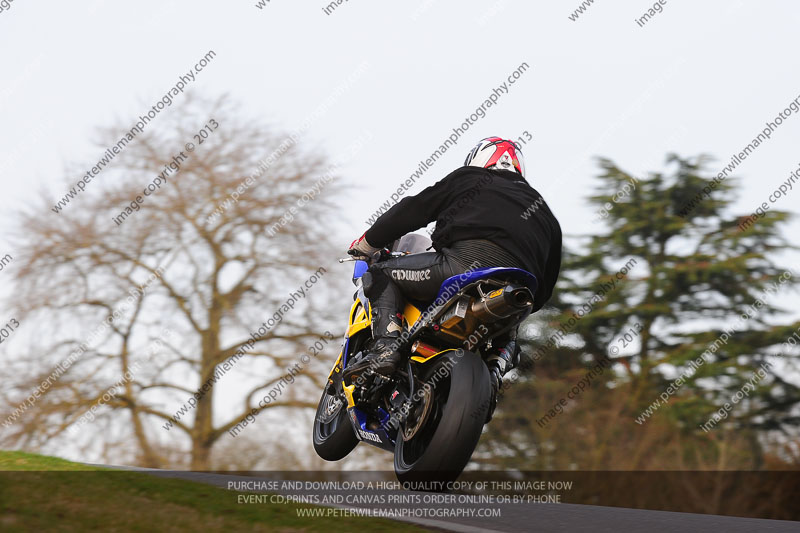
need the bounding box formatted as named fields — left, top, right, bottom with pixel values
left=93, top=465, right=800, bottom=532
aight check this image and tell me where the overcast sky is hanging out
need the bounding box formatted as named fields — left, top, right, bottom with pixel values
left=1, top=0, right=799, bottom=295
left=2, top=0, right=799, bottom=465
left=2, top=0, right=799, bottom=318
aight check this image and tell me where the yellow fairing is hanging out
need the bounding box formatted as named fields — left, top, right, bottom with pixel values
left=325, top=349, right=357, bottom=407
left=338, top=300, right=370, bottom=409
left=342, top=383, right=356, bottom=408
left=348, top=300, right=421, bottom=339
left=403, top=302, right=422, bottom=328
left=327, top=351, right=343, bottom=381
left=410, top=348, right=461, bottom=364
left=335, top=299, right=441, bottom=406
left=403, top=302, right=453, bottom=363
left=347, top=299, right=371, bottom=338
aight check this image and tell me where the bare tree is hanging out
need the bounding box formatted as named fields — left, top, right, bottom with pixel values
left=1, top=94, right=348, bottom=469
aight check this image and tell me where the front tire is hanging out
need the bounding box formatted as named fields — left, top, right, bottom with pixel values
left=394, top=350, right=491, bottom=484
left=312, top=385, right=358, bottom=461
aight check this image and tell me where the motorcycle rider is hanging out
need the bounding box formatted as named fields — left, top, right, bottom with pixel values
left=344, top=137, right=562, bottom=412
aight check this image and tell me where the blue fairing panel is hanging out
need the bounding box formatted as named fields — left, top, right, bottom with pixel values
left=352, top=260, right=369, bottom=280
left=350, top=407, right=395, bottom=451
left=342, top=336, right=351, bottom=369
left=435, top=267, right=538, bottom=302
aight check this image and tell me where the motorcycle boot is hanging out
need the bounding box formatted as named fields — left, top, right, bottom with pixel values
left=485, top=339, right=518, bottom=423
left=343, top=287, right=405, bottom=386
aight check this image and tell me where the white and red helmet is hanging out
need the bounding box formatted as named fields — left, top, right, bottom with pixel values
left=464, top=137, right=525, bottom=177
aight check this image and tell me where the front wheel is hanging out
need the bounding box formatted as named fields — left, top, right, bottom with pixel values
left=394, top=349, right=491, bottom=485
left=312, top=384, right=358, bottom=461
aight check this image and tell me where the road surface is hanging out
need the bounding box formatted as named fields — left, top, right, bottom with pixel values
left=94, top=465, right=800, bottom=532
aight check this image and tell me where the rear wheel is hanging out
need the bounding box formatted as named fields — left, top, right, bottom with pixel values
left=312, top=384, right=358, bottom=461
left=394, top=350, right=490, bottom=485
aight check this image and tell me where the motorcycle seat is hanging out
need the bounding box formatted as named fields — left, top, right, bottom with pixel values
left=434, top=267, right=538, bottom=303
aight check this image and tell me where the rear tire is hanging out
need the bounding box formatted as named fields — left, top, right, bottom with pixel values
left=394, top=350, right=490, bottom=485
left=312, top=385, right=358, bottom=461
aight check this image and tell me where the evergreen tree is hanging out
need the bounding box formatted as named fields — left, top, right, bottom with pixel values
left=477, top=155, right=800, bottom=470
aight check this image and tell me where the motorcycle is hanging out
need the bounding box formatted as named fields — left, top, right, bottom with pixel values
left=312, top=233, right=537, bottom=483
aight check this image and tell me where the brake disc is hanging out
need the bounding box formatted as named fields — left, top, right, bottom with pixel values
left=318, top=393, right=344, bottom=424
left=402, top=383, right=434, bottom=441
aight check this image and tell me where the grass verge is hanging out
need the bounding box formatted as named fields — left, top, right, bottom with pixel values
left=0, top=451, right=426, bottom=532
